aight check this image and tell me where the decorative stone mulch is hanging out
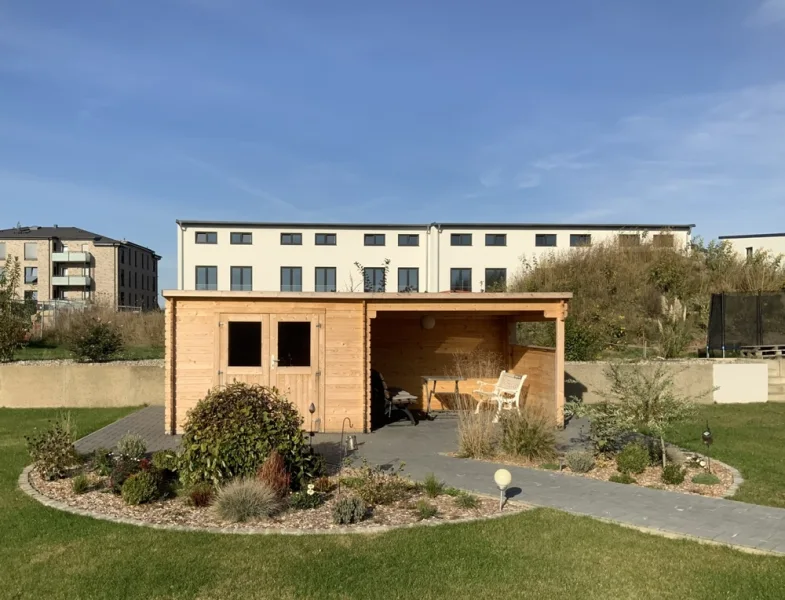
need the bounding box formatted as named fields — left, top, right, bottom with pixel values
left=25, top=469, right=529, bottom=534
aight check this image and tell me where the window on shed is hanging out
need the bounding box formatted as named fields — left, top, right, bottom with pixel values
left=277, top=322, right=311, bottom=367
left=228, top=322, right=262, bottom=367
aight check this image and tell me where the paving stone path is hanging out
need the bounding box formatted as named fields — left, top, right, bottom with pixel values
left=75, top=406, right=785, bottom=554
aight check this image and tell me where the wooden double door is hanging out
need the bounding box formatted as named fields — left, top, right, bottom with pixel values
left=216, top=312, right=325, bottom=432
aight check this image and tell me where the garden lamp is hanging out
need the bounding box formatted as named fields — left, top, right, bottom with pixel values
left=494, top=469, right=512, bottom=511
left=702, top=422, right=713, bottom=473
left=308, top=403, right=316, bottom=449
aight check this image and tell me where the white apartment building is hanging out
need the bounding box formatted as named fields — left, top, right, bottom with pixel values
left=719, top=233, right=785, bottom=259
left=176, top=221, right=694, bottom=293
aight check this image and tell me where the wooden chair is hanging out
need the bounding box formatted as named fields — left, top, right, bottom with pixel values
left=371, top=370, right=418, bottom=426
left=473, top=371, right=527, bottom=422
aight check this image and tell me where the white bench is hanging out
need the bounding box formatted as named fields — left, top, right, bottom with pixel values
left=473, top=371, right=527, bottom=422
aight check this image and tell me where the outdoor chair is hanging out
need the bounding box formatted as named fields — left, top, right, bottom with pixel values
left=473, top=371, right=527, bottom=423
left=371, top=369, right=418, bottom=426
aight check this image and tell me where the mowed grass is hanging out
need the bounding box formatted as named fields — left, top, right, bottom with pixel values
left=2, top=409, right=785, bottom=600
left=13, top=342, right=163, bottom=361
left=668, top=403, right=785, bottom=509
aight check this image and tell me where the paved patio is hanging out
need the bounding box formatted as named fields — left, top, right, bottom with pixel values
left=75, top=406, right=785, bottom=554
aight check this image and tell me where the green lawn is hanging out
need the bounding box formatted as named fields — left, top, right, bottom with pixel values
left=2, top=408, right=785, bottom=599
left=667, top=403, right=785, bottom=509
left=13, top=342, right=163, bottom=361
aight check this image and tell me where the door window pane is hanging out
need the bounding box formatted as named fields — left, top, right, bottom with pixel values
left=484, top=268, right=507, bottom=291
left=450, top=268, right=472, bottom=292
left=278, top=322, right=311, bottom=367
left=315, top=267, right=337, bottom=292
left=364, top=267, right=386, bottom=292
left=195, top=266, right=217, bottom=290
left=535, top=234, right=557, bottom=247
left=398, top=268, right=419, bottom=292
left=230, top=266, right=252, bottom=291
left=228, top=322, right=262, bottom=367
left=281, top=267, right=302, bottom=291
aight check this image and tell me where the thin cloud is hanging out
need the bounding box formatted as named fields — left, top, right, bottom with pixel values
left=747, top=0, right=785, bottom=26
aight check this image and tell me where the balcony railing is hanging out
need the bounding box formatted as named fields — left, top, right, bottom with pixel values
left=52, top=275, right=93, bottom=287
left=52, top=251, right=91, bottom=262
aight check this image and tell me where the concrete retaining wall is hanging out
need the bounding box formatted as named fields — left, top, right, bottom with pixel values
left=566, top=359, right=769, bottom=404
left=0, top=363, right=164, bottom=408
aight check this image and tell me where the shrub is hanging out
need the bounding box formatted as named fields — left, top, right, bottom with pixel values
left=116, top=433, right=146, bottom=460
left=25, top=416, right=78, bottom=480
left=92, top=448, right=114, bottom=476
left=121, top=470, right=161, bottom=505
left=313, top=476, right=332, bottom=493
left=71, top=474, right=90, bottom=494
left=665, top=446, right=686, bottom=466
left=454, top=493, right=480, bottom=509
left=178, top=382, right=324, bottom=488
left=422, top=473, right=444, bottom=498
left=350, top=460, right=412, bottom=506
left=186, top=482, right=215, bottom=507
left=616, top=443, right=650, bottom=475
left=109, top=457, right=139, bottom=493
left=691, top=472, right=721, bottom=485
left=540, top=462, right=561, bottom=470
left=151, top=450, right=178, bottom=474
left=499, top=412, right=556, bottom=461
left=565, top=450, right=595, bottom=473
left=563, top=315, right=606, bottom=361
left=0, top=257, right=33, bottom=362
left=257, top=451, right=291, bottom=497
left=213, top=479, right=282, bottom=522
left=609, top=473, right=636, bottom=485
left=662, top=464, right=686, bottom=485
left=332, top=496, right=367, bottom=525
left=289, top=487, right=324, bottom=510
left=456, top=406, right=497, bottom=459
left=443, top=487, right=462, bottom=497
left=415, top=500, right=438, bottom=521
left=66, top=317, right=123, bottom=362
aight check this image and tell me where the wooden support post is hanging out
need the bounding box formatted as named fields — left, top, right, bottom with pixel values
left=554, top=306, right=566, bottom=428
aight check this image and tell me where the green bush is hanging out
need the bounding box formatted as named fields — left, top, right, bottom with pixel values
left=565, top=450, right=595, bottom=473
left=540, top=462, right=561, bottom=471
left=121, top=470, right=161, bottom=505
left=332, top=496, right=367, bottom=525
left=662, top=464, right=686, bottom=485
left=443, top=487, right=462, bottom=497
left=289, top=487, right=324, bottom=510
left=609, top=473, right=636, bottom=485
left=151, top=450, right=178, bottom=474
left=109, top=457, right=139, bottom=493
left=415, top=500, right=438, bottom=521
left=117, top=433, right=146, bottom=460
left=691, top=472, right=721, bottom=485
left=25, top=416, right=78, bottom=480
left=564, top=316, right=606, bottom=361
left=186, top=482, right=215, bottom=507
left=178, top=382, right=324, bottom=488
left=500, top=412, right=556, bottom=461
left=422, top=473, right=444, bottom=498
left=71, top=474, right=90, bottom=494
left=616, top=443, right=650, bottom=475
left=0, top=257, right=34, bottom=362
left=213, top=479, right=282, bottom=522
left=67, top=318, right=124, bottom=362
left=454, top=493, right=480, bottom=509
left=92, top=447, right=114, bottom=476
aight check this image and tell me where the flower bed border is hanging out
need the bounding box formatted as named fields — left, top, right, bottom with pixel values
left=18, top=465, right=530, bottom=536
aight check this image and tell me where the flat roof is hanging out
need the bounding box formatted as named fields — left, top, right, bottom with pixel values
left=176, top=219, right=694, bottom=231
left=163, top=290, right=572, bottom=301
left=719, top=233, right=785, bottom=240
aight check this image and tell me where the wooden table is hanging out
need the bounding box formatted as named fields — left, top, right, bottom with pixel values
left=421, top=375, right=466, bottom=417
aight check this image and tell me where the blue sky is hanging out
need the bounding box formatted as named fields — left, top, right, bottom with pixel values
left=1, top=0, right=785, bottom=293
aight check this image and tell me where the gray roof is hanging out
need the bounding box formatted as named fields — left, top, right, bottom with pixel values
left=719, top=233, right=785, bottom=240
left=0, top=225, right=160, bottom=257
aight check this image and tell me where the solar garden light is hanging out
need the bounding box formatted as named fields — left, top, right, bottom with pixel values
left=494, top=468, right=512, bottom=511
left=702, top=422, right=713, bottom=473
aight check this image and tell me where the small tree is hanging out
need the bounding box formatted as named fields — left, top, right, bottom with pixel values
left=0, top=256, right=33, bottom=362
left=354, top=258, right=391, bottom=292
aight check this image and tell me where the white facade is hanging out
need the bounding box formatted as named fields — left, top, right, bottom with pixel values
left=177, top=221, right=693, bottom=293
left=719, top=234, right=785, bottom=259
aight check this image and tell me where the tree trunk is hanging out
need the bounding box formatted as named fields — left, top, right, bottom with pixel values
left=660, top=435, right=667, bottom=469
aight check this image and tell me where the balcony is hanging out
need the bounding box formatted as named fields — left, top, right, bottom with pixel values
left=52, top=275, right=93, bottom=287
left=52, top=251, right=92, bottom=263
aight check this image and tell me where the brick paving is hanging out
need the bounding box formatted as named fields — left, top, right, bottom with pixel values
left=77, top=406, right=785, bottom=554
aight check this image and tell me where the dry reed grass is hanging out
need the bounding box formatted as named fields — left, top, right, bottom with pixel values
left=38, top=305, right=164, bottom=348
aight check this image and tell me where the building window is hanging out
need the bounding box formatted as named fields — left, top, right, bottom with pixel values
left=24, top=242, right=37, bottom=260
left=280, top=233, right=302, bottom=245
left=277, top=322, right=311, bottom=367
left=24, top=290, right=38, bottom=301
left=746, top=247, right=753, bottom=259
left=363, top=267, right=386, bottom=292
left=120, top=292, right=125, bottom=306
left=535, top=234, right=557, bottom=247
left=134, top=273, right=138, bottom=288
left=228, top=322, right=262, bottom=367
left=485, top=234, right=506, bottom=246
left=364, top=234, right=385, bottom=246
left=120, top=270, right=125, bottom=286
left=280, top=267, right=302, bottom=292
left=195, top=266, right=217, bottom=290
left=195, top=231, right=217, bottom=244
left=119, top=247, right=124, bottom=264
left=652, top=234, right=674, bottom=248
left=398, top=234, right=419, bottom=246
left=153, top=260, right=157, bottom=273
left=134, top=252, right=138, bottom=267
left=570, top=234, right=592, bottom=247
left=231, top=266, right=253, bottom=291
left=231, top=232, right=252, bottom=245
left=315, top=233, right=336, bottom=246
left=24, top=267, right=38, bottom=284
left=398, top=268, right=419, bottom=292
left=0, top=242, right=6, bottom=260
left=450, top=268, right=472, bottom=292
left=618, top=234, right=641, bottom=247
left=451, top=233, right=472, bottom=246
left=484, top=268, right=507, bottom=291
left=315, top=267, right=337, bottom=292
